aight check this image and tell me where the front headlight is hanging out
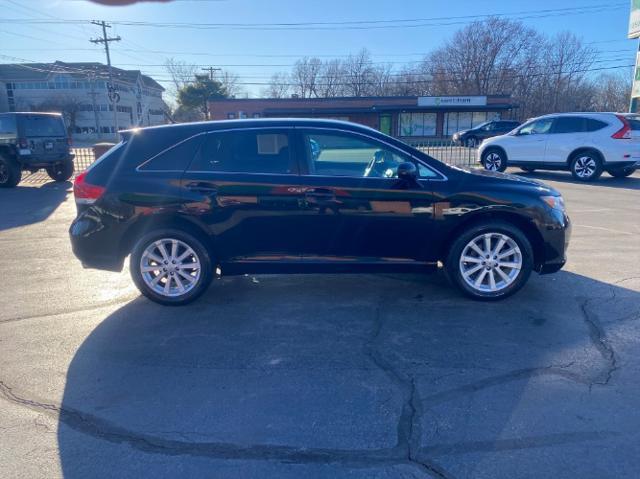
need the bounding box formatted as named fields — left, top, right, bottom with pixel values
left=541, top=195, right=565, bottom=211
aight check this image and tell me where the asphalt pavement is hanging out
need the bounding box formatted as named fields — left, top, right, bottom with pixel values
left=1, top=170, right=639, bottom=479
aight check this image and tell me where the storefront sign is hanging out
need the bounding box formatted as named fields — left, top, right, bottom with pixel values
left=630, top=0, right=640, bottom=39
left=633, top=51, right=640, bottom=98
left=418, top=96, right=488, bottom=107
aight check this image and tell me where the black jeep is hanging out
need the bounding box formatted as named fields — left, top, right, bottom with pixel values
left=0, top=112, right=74, bottom=188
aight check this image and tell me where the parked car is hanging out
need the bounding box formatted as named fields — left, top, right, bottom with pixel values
left=69, top=119, right=570, bottom=305
left=478, top=113, right=640, bottom=181
left=452, top=120, right=521, bottom=147
left=0, top=112, right=74, bottom=188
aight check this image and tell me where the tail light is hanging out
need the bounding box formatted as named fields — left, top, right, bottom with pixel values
left=73, top=171, right=105, bottom=205
left=612, top=115, right=632, bottom=139
left=18, top=138, right=28, bottom=148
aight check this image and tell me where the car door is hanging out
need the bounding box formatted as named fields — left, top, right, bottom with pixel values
left=507, top=118, right=554, bottom=163
left=295, top=128, right=442, bottom=263
left=180, top=127, right=308, bottom=263
left=544, top=116, right=590, bottom=164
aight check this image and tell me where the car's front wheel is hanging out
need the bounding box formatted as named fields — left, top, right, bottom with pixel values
left=130, top=229, right=213, bottom=305
left=465, top=136, right=478, bottom=148
left=46, top=160, right=74, bottom=182
left=446, top=222, right=533, bottom=301
left=0, top=155, right=21, bottom=188
left=481, top=148, right=507, bottom=172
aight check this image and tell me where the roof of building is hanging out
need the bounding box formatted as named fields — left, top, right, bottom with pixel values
left=0, top=61, right=164, bottom=91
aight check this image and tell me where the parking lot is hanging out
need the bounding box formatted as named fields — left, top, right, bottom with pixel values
left=0, top=169, right=639, bottom=478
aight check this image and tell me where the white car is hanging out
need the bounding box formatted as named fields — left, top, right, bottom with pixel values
left=478, top=113, right=640, bottom=181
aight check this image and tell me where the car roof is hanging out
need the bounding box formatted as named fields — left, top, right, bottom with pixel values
left=123, top=118, right=383, bottom=137
left=533, top=112, right=620, bottom=120
left=0, top=112, right=63, bottom=118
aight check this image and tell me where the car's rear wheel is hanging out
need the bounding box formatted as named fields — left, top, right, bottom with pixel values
left=445, top=222, right=533, bottom=301
left=481, top=148, right=507, bottom=172
left=570, top=151, right=603, bottom=182
left=607, top=166, right=635, bottom=178
left=46, top=160, right=74, bottom=182
left=130, top=229, right=213, bottom=305
left=0, top=155, right=21, bottom=188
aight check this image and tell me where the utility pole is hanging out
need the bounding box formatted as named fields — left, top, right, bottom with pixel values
left=201, top=66, right=221, bottom=80
left=90, top=20, right=121, bottom=140
left=87, top=73, right=101, bottom=139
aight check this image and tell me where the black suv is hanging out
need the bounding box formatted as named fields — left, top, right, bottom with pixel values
left=452, top=120, right=521, bottom=147
left=70, top=119, right=570, bottom=305
left=0, top=112, right=74, bottom=188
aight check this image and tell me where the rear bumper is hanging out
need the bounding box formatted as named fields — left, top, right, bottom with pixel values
left=19, top=153, right=74, bottom=168
left=69, top=214, right=125, bottom=272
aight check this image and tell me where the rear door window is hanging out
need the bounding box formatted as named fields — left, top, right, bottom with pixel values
left=585, top=119, right=608, bottom=132
left=22, top=115, right=66, bottom=137
left=551, top=117, right=587, bottom=134
left=626, top=115, right=640, bottom=130
left=189, top=129, right=294, bottom=175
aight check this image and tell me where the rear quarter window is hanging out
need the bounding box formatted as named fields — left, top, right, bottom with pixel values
left=585, top=119, right=608, bottom=132
left=138, top=135, right=204, bottom=171
left=626, top=116, right=640, bottom=130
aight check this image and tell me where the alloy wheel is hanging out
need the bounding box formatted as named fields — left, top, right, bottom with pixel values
left=459, top=232, right=522, bottom=293
left=574, top=156, right=596, bottom=179
left=140, top=238, right=202, bottom=298
left=484, top=153, right=502, bottom=171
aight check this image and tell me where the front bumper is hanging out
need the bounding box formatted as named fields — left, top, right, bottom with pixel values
left=537, top=210, right=571, bottom=275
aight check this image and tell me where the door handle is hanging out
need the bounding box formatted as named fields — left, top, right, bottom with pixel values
left=185, top=182, right=218, bottom=195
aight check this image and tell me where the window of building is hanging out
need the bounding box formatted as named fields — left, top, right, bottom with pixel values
left=238, top=111, right=247, bottom=119
left=253, top=113, right=261, bottom=118
left=227, top=113, right=236, bottom=119
left=444, top=111, right=494, bottom=136
left=399, top=112, right=437, bottom=137
left=140, top=135, right=205, bottom=171
left=189, top=130, right=293, bottom=174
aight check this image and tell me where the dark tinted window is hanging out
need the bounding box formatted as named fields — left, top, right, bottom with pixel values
left=190, top=130, right=293, bottom=174
left=139, top=135, right=204, bottom=171
left=625, top=115, right=640, bottom=130
left=22, top=115, right=66, bottom=137
left=0, top=115, right=16, bottom=135
left=552, top=117, right=587, bottom=134
left=585, top=119, right=608, bottom=132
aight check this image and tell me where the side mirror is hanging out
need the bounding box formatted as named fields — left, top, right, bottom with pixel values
left=397, top=162, right=418, bottom=182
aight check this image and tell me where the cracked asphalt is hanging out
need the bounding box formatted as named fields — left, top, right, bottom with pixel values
left=1, top=170, right=639, bottom=479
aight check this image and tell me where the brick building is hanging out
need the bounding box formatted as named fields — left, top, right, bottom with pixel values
left=208, top=95, right=517, bottom=141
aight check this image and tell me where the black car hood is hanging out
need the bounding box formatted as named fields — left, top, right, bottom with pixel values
left=455, top=166, right=558, bottom=194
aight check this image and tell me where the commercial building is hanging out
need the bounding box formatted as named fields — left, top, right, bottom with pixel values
left=0, top=61, right=166, bottom=140
left=208, top=95, right=517, bottom=141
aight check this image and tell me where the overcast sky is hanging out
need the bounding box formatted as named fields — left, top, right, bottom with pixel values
left=0, top=0, right=637, bottom=97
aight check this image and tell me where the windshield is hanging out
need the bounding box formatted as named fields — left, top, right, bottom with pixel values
left=22, top=116, right=66, bottom=137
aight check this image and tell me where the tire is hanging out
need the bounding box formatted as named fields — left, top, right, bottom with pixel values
left=569, top=151, right=603, bottom=182
left=607, top=167, right=635, bottom=178
left=0, top=155, right=21, bottom=188
left=465, top=136, right=478, bottom=148
left=445, top=221, right=533, bottom=301
left=130, top=228, right=213, bottom=306
left=46, top=160, right=74, bottom=182
left=481, top=148, right=507, bottom=172
left=520, top=166, right=536, bottom=173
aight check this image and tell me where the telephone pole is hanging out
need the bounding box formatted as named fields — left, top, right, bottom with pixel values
left=201, top=66, right=221, bottom=80
left=90, top=20, right=121, bottom=139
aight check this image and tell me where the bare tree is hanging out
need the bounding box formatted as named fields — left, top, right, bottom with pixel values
left=215, top=70, right=244, bottom=98
left=317, top=59, right=344, bottom=98
left=590, top=72, right=632, bottom=112
left=31, top=95, right=87, bottom=135
left=342, top=49, right=376, bottom=97
left=164, top=58, right=198, bottom=98
left=263, top=72, right=291, bottom=98
left=290, top=57, right=323, bottom=98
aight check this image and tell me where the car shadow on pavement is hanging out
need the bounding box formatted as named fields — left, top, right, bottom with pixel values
left=0, top=181, right=71, bottom=232
left=514, top=170, right=640, bottom=191
left=54, top=270, right=640, bottom=478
